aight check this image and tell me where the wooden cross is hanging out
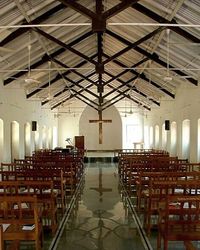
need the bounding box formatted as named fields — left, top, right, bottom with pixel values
left=89, top=110, right=112, bottom=144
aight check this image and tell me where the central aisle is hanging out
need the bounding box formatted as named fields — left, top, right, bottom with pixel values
left=55, top=162, right=149, bottom=250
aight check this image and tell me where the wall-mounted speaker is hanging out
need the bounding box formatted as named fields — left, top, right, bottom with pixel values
left=32, top=121, right=37, bottom=131
left=165, top=120, right=170, bottom=131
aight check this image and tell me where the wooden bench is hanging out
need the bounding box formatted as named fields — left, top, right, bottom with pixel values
left=157, top=195, right=200, bottom=250
left=0, top=195, right=43, bottom=250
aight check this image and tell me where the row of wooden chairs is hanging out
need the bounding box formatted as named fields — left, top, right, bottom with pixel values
left=0, top=149, right=85, bottom=249
left=118, top=149, right=200, bottom=249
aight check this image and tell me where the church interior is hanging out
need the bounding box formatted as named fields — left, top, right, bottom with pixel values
left=0, top=0, right=200, bottom=249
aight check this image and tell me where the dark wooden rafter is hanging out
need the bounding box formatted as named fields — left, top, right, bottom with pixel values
left=102, top=0, right=139, bottom=19
left=102, top=96, right=125, bottom=111
left=4, top=30, right=94, bottom=85
left=52, top=94, right=98, bottom=111
left=58, top=0, right=138, bottom=32
left=61, top=75, right=99, bottom=99
left=106, top=29, right=197, bottom=86
left=104, top=74, right=157, bottom=106
left=0, top=4, right=66, bottom=46
left=42, top=74, right=95, bottom=106
left=67, top=88, right=98, bottom=107
left=102, top=88, right=151, bottom=111
left=103, top=52, right=174, bottom=99
left=40, top=73, right=97, bottom=108
left=103, top=70, right=160, bottom=106
left=27, top=52, right=97, bottom=99
left=102, top=27, right=165, bottom=65
left=95, top=0, right=104, bottom=111
left=51, top=57, right=98, bottom=87
left=130, top=3, right=198, bottom=85
left=103, top=57, right=149, bottom=87
left=48, top=82, right=93, bottom=109
left=57, top=0, right=96, bottom=19
left=35, top=28, right=97, bottom=66
left=132, top=3, right=200, bottom=44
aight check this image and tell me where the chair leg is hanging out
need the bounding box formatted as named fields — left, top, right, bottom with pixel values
left=157, top=231, right=161, bottom=250
left=164, top=239, right=168, bottom=250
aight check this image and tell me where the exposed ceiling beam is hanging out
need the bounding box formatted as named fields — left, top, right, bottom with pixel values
left=103, top=70, right=160, bottom=106
left=52, top=57, right=97, bottom=87
left=103, top=27, right=165, bottom=65
left=102, top=0, right=139, bottom=19
left=103, top=57, right=149, bottom=87
left=35, top=28, right=97, bottom=66
left=132, top=3, right=200, bottom=44
left=26, top=53, right=97, bottom=99
left=62, top=75, right=99, bottom=99
left=57, top=0, right=96, bottom=19
left=106, top=29, right=198, bottom=85
left=103, top=52, right=174, bottom=99
left=102, top=96, right=125, bottom=111
left=4, top=30, right=94, bottom=85
left=0, top=4, right=65, bottom=46
left=42, top=73, right=95, bottom=106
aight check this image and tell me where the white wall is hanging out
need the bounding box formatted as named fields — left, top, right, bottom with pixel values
left=79, top=105, right=122, bottom=150
left=58, top=115, right=80, bottom=148
left=0, top=80, right=57, bottom=162
left=146, top=81, right=200, bottom=162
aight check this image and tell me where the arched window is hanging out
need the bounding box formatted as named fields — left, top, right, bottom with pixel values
left=11, top=121, right=19, bottom=161
left=197, top=119, right=200, bottom=161
left=24, top=122, right=31, bottom=157
left=162, top=123, right=167, bottom=150
left=170, top=121, right=177, bottom=156
left=42, top=126, right=47, bottom=149
left=182, top=119, right=190, bottom=160
left=34, top=124, right=40, bottom=151
left=0, top=119, right=4, bottom=162
left=47, top=127, right=52, bottom=149
left=149, top=126, right=153, bottom=148
left=144, top=125, right=150, bottom=149
left=52, top=126, right=58, bottom=149
left=155, top=125, right=159, bottom=149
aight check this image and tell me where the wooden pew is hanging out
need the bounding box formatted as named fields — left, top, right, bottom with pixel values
left=157, top=195, right=200, bottom=250
left=0, top=195, right=43, bottom=250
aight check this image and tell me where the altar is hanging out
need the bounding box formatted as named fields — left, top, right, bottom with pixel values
left=133, top=142, right=144, bottom=149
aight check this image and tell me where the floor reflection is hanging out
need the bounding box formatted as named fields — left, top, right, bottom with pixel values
left=56, top=163, right=146, bottom=250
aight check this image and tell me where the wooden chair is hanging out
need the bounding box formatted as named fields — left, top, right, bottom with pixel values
left=0, top=195, right=43, bottom=250
left=157, top=195, right=200, bottom=250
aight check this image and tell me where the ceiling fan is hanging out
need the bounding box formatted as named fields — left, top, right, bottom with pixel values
left=158, top=29, right=193, bottom=82
left=45, top=61, right=53, bottom=101
left=24, top=34, right=41, bottom=85
left=4, top=32, right=41, bottom=85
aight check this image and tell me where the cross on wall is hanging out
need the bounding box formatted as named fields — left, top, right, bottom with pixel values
left=89, top=110, right=112, bottom=144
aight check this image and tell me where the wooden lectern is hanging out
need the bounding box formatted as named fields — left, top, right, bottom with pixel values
left=75, top=136, right=84, bottom=150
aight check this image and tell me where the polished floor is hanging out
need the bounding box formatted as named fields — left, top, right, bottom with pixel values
left=52, top=162, right=150, bottom=250
left=44, top=161, right=200, bottom=250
